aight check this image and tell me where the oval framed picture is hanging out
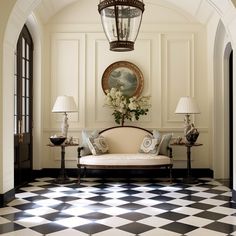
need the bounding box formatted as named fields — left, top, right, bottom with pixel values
left=101, top=61, right=144, bottom=98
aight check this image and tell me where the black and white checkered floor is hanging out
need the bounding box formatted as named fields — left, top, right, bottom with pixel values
left=0, top=177, right=235, bottom=235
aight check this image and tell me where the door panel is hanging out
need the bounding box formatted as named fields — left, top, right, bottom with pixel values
left=14, top=25, right=33, bottom=188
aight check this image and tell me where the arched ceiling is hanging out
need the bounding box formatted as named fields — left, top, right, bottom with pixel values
left=35, top=0, right=78, bottom=23
left=34, top=0, right=235, bottom=24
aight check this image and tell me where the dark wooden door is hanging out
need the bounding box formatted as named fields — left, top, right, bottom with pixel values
left=14, top=25, right=34, bottom=188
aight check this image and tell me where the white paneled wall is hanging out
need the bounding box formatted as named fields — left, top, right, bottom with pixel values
left=43, top=23, right=208, bottom=169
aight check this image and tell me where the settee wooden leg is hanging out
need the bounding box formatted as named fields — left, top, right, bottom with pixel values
left=77, top=165, right=81, bottom=184
left=83, top=167, right=87, bottom=177
left=169, top=164, right=173, bottom=184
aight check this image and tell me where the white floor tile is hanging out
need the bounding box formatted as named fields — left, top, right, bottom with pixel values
left=185, top=228, right=227, bottom=236
left=140, top=228, right=182, bottom=236
left=67, top=199, right=95, bottom=207
left=1, top=228, right=43, bottom=236
left=35, top=177, right=54, bottom=182
left=102, top=192, right=128, bottom=198
left=208, top=206, right=236, bottom=215
left=50, top=186, right=73, bottom=192
left=97, top=216, right=132, bottom=227
left=213, top=185, right=231, bottom=191
left=200, top=198, right=227, bottom=206
left=134, top=199, right=161, bottom=206
left=102, top=199, right=128, bottom=207
left=192, top=192, right=217, bottom=198
left=138, top=216, right=172, bottom=227
left=172, top=206, right=203, bottom=215
left=62, top=206, right=93, bottom=216
left=159, top=186, right=182, bottom=192
left=134, top=192, right=156, bottom=198
left=41, top=192, right=67, bottom=199
left=186, top=186, right=208, bottom=192
left=7, top=199, right=30, bottom=207
left=25, top=206, right=57, bottom=216
left=219, top=215, right=236, bottom=225
left=163, top=192, right=187, bottom=199
left=15, top=192, right=38, bottom=199
left=29, top=181, right=51, bottom=187
left=99, top=206, right=130, bottom=216
left=93, top=228, right=134, bottom=236
left=133, top=186, right=155, bottom=192
left=0, top=207, right=20, bottom=216
left=54, top=216, right=91, bottom=227
left=178, top=215, right=213, bottom=227
left=71, top=192, right=97, bottom=199
left=135, top=207, right=166, bottom=216
left=0, top=216, right=10, bottom=224
left=47, top=228, right=88, bottom=236
left=34, top=199, right=63, bottom=207
left=20, top=186, right=45, bottom=192
left=167, top=199, right=194, bottom=206
left=15, top=216, right=50, bottom=227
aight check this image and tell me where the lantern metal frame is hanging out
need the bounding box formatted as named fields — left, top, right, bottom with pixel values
left=98, top=0, right=145, bottom=51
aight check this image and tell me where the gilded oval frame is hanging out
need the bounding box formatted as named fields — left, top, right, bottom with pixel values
left=101, top=61, right=144, bottom=98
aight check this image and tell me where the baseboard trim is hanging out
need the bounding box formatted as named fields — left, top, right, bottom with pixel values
left=0, top=189, right=15, bottom=207
left=232, top=189, right=236, bottom=202
left=33, top=168, right=213, bottom=179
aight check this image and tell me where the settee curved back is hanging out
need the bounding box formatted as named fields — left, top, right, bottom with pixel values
left=100, top=126, right=152, bottom=154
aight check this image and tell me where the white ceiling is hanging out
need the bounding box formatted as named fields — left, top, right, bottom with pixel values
left=35, top=0, right=233, bottom=24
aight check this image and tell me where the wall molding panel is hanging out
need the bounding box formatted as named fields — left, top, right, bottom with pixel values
left=50, top=33, right=86, bottom=129
left=161, top=33, right=195, bottom=127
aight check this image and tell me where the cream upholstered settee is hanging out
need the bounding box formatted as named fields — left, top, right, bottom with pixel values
left=77, top=126, right=173, bottom=183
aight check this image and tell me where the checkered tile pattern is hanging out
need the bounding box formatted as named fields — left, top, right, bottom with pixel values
left=0, top=177, right=235, bottom=235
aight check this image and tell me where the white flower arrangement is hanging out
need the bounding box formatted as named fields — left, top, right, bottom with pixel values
left=104, top=87, right=151, bottom=126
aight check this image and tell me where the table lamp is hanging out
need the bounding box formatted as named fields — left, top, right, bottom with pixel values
left=52, top=95, right=77, bottom=137
left=175, top=96, right=200, bottom=135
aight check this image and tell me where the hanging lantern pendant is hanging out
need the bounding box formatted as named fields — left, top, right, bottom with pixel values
left=98, top=0, right=145, bottom=52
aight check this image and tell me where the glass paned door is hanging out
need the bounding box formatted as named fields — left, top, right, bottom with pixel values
left=14, top=25, right=34, bottom=188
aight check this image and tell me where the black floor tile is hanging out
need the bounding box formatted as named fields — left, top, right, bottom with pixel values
left=118, top=222, right=154, bottom=234
left=30, top=222, right=67, bottom=234
left=153, top=203, right=180, bottom=210
left=119, top=212, right=149, bottom=221
left=119, top=203, right=146, bottom=210
left=0, top=222, right=24, bottom=234
left=204, top=221, right=236, bottom=234
left=157, top=211, right=189, bottom=221
left=80, top=212, right=111, bottom=220
left=195, top=211, right=226, bottom=220
left=75, top=222, right=111, bottom=234
left=161, top=222, right=197, bottom=234
left=188, top=202, right=215, bottom=210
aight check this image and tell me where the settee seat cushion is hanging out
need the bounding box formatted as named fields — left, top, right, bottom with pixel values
left=79, top=153, right=171, bottom=166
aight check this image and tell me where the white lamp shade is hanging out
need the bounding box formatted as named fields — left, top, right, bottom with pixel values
left=52, top=95, right=77, bottom=113
left=175, top=97, right=200, bottom=114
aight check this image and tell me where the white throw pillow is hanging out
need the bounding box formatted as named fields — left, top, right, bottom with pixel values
left=153, top=129, right=162, bottom=143
left=87, top=135, right=109, bottom=155
left=81, top=130, right=99, bottom=156
left=139, top=135, right=160, bottom=155
left=158, top=133, right=173, bottom=155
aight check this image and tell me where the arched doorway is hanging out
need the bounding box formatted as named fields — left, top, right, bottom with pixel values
left=14, top=25, right=34, bottom=188
left=1, top=0, right=42, bottom=201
